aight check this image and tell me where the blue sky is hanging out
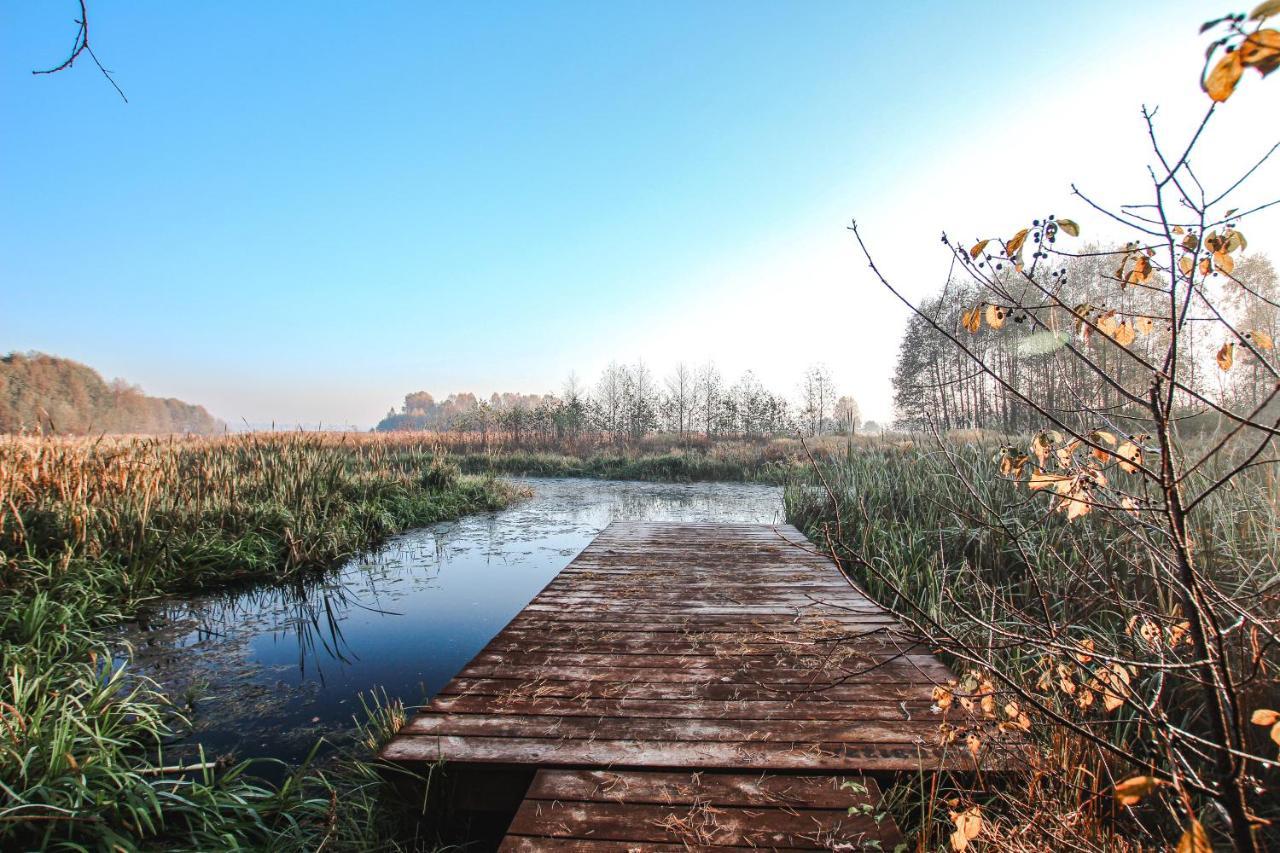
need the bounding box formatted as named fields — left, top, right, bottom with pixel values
left=3, top=1, right=1270, bottom=427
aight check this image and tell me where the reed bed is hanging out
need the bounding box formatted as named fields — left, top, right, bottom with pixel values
left=785, top=441, right=1280, bottom=850
left=0, top=432, right=525, bottom=850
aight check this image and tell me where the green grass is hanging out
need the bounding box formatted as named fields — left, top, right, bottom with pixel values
left=0, top=433, right=526, bottom=850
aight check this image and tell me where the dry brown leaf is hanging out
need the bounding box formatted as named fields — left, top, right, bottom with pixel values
left=1215, top=250, right=1235, bottom=274
left=1028, top=471, right=1068, bottom=491
left=1135, top=316, right=1155, bottom=335
left=1176, top=818, right=1211, bottom=853
left=1217, top=342, right=1235, bottom=371
left=985, top=304, right=1007, bottom=330
left=1057, top=218, right=1080, bottom=237
left=1240, top=29, right=1280, bottom=75
left=1113, top=775, right=1162, bottom=807
left=1199, top=257, right=1212, bottom=277
left=1253, top=0, right=1280, bottom=21
left=1128, top=255, right=1152, bottom=284
left=1250, top=329, right=1274, bottom=350
left=1114, top=320, right=1136, bottom=347
left=969, top=239, right=990, bottom=259
left=1097, top=310, right=1119, bottom=338
left=1253, top=708, right=1280, bottom=726
left=1116, top=441, right=1142, bottom=473
left=962, top=308, right=982, bottom=334
left=954, top=807, right=982, bottom=842
left=1204, top=51, right=1244, bottom=101
left=1006, top=228, right=1029, bottom=257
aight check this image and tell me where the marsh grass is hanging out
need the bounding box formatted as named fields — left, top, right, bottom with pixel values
left=785, top=440, right=1279, bottom=849
left=0, top=432, right=525, bottom=850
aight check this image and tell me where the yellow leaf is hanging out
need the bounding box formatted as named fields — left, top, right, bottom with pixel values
left=953, top=807, right=982, bottom=841
left=1113, top=775, right=1162, bottom=807
left=1240, top=29, right=1280, bottom=76
left=1057, top=218, right=1080, bottom=237
left=1204, top=51, right=1245, bottom=102
left=1178, top=255, right=1194, bottom=276
left=985, top=304, right=1007, bottom=330
left=1116, top=441, right=1142, bottom=474
left=1250, top=329, right=1274, bottom=350
left=965, top=732, right=982, bottom=759
left=1176, top=818, right=1211, bottom=853
left=1128, top=255, right=1152, bottom=285
left=950, top=829, right=970, bottom=852
left=1135, top=316, right=1155, bottom=335
left=1074, top=638, right=1095, bottom=664
left=1114, top=320, right=1136, bottom=347
left=1272, top=721, right=1280, bottom=748
left=1097, top=310, right=1119, bottom=338
left=1028, top=471, right=1068, bottom=491
left=969, top=239, right=990, bottom=259
left=1217, top=342, right=1235, bottom=371
left=962, top=308, right=982, bottom=334
left=1064, top=488, right=1092, bottom=520
left=1252, top=708, right=1280, bottom=726
left=1215, top=250, right=1235, bottom=274
left=1006, top=228, right=1029, bottom=257
left=1055, top=439, right=1081, bottom=468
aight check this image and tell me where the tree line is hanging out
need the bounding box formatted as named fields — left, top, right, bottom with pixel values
left=890, top=249, right=1279, bottom=433
left=0, top=352, right=223, bottom=435
left=375, top=362, right=863, bottom=444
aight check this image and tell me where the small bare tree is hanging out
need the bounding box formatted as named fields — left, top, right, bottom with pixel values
left=842, top=8, right=1280, bottom=851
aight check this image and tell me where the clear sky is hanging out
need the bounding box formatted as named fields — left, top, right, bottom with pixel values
left=3, top=1, right=1276, bottom=428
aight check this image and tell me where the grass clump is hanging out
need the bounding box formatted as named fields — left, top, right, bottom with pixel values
left=0, top=432, right=525, bottom=850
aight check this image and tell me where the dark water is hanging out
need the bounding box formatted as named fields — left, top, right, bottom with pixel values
left=120, top=478, right=783, bottom=768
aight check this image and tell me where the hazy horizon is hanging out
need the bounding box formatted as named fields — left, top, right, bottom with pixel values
left=5, top=1, right=1277, bottom=429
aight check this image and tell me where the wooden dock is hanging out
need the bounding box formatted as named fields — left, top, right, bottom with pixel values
left=381, top=521, right=958, bottom=848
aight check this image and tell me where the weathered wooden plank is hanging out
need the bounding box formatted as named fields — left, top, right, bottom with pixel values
left=522, top=768, right=882, bottom=809
left=402, top=713, right=946, bottom=744
left=428, top=695, right=938, bottom=722
left=436, top=677, right=937, bottom=702
left=504, top=799, right=885, bottom=847
left=455, top=660, right=952, bottom=685
left=382, top=735, right=957, bottom=770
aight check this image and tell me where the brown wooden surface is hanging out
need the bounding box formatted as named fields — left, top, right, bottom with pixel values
left=381, top=521, right=958, bottom=774
left=497, top=769, right=904, bottom=851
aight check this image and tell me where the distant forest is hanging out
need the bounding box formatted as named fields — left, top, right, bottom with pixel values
left=0, top=353, right=223, bottom=435
left=376, top=363, right=865, bottom=442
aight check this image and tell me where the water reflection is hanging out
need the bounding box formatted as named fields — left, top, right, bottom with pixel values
left=119, top=478, right=783, bottom=766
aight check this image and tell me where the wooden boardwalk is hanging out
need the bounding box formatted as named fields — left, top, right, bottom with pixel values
left=381, top=521, right=958, bottom=847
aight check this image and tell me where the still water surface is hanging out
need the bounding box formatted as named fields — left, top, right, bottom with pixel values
left=123, top=478, right=783, bottom=768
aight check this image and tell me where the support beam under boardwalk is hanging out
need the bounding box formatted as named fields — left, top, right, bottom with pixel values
left=499, top=769, right=904, bottom=851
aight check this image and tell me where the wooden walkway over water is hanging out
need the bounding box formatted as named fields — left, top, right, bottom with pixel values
left=381, top=521, right=958, bottom=849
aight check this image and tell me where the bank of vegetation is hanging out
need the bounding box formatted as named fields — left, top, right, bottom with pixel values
left=0, top=432, right=525, bottom=850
